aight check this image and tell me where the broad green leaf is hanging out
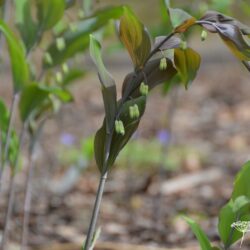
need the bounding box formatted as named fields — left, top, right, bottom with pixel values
left=36, top=0, right=65, bottom=30
left=183, top=216, right=212, bottom=250
left=89, top=35, right=117, bottom=133
left=19, top=84, right=50, bottom=122
left=164, top=1, right=196, bottom=33
left=0, top=99, right=9, bottom=131
left=218, top=196, right=250, bottom=247
left=232, top=161, right=250, bottom=200
left=174, top=48, right=201, bottom=89
left=122, top=57, right=177, bottom=98
left=0, top=20, right=29, bottom=93
left=119, top=6, right=151, bottom=69
left=107, top=96, right=146, bottom=168
left=40, top=86, right=73, bottom=103
left=218, top=162, right=250, bottom=247
left=6, top=130, right=19, bottom=170
left=44, top=6, right=123, bottom=67
left=14, top=0, right=39, bottom=51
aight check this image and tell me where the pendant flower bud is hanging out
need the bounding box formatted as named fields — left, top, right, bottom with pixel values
left=139, top=82, right=149, bottom=96
left=201, top=30, right=208, bottom=42
left=56, top=72, right=63, bottom=83
left=159, top=57, right=167, bottom=71
left=56, top=37, right=66, bottom=51
left=180, top=41, right=187, bottom=50
left=44, top=52, right=53, bottom=65
left=129, top=104, right=140, bottom=119
left=62, top=63, right=69, bottom=74
left=115, top=120, right=125, bottom=135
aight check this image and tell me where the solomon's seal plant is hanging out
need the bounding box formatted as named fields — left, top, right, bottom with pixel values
left=85, top=3, right=250, bottom=250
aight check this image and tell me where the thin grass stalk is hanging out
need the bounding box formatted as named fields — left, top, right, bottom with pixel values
left=0, top=93, right=19, bottom=192
left=20, top=149, right=35, bottom=250
left=20, top=118, right=47, bottom=250
left=0, top=123, right=26, bottom=250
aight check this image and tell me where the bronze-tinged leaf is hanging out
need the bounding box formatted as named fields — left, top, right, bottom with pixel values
left=174, top=48, right=201, bottom=89
left=153, top=35, right=181, bottom=51
left=216, top=24, right=250, bottom=61
left=200, top=11, right=250, bottom=35
left=175, top=17, right=196, bottom=33
left=119, top=6, right=151, bottom=69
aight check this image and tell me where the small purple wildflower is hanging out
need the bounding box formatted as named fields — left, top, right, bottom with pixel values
left=60, top=132, right=76, bottom=146
left=156, top=129, right=170, bottom=145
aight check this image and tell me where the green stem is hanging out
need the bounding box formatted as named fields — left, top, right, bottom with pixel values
left=0, top=123, right=26, bottom=250
left=0, top=92, right=19, bottom=191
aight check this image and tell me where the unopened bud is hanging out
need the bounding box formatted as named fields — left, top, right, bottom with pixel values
left=44, top=52, right=53, bottom=65
left=159, top=57, right=167, bottom=71
left=62, top=63, right=69, bottom=74
left=133, top=104, right=140, bottom=118
left=115, top=120, right=125, bottom=135
left=180, top=41, right=187, bottom=50
left=201, top=30, right=208, bottom=42
left=129, top=104, right=140, bottom=119
left=56, top=37, right=66, bottom=51
left=139, top=82, right=149, bottom=96
left=129, top=106, right=135, bottom=119
left=56, top=72, right=63, bottom=83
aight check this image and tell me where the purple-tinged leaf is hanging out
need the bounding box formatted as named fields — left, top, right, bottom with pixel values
left=121, top=57, right=177, bottom=98
left=153, top=35, right=181, bottom=51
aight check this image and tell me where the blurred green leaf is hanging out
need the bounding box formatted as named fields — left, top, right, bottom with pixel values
left=0, top=20, right=29, bottom=93
left=36, top=0, right=65, bottom=30
left=45, top=6, right=124, bottom=67
left=232, top=161, right=250, bottom=200
left=218, top=162, right=250, bottom=247
left=19, top=84, right=50, bottom=122
left=14, top=0, right=39, bottom=51
left=218, top=196, right=250, bottom=247
left=119, top=6, right=151, bottom=69
left=174, top=48, right=201, bottom=89
left=41, top=86, right=73, bottom=103
left=183, top=216, right=213, bottom=250
left=62, top=69, right=86, bottom=87
left=89, top=35, right=117, bottom=133
left=0, top=99, right=9, bottom=131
